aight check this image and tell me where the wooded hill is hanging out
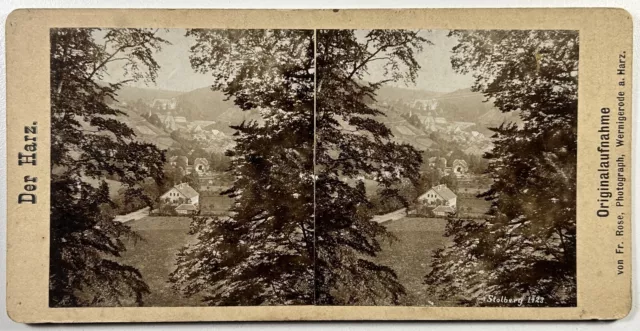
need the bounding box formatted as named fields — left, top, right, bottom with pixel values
left=111, top=84, right=521, bottom=156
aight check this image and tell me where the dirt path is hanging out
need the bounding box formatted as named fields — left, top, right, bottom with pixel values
left=114, top=207, right=150, bottom=223
left=372, top=208, right=407, bottom=224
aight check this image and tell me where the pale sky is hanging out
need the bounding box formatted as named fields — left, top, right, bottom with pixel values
left=412, top=30, right=476, bottom=92
left=149, top=29, right=215, bottom=91
left=101, top=28, right=213, bottom=92
left=362, top=30, right=475, bottom=92
left=101, top=29, right=473, bottom=93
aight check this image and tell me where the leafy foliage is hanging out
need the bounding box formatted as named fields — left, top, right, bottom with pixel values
left=315, top=30, right=428, bottom=304
left=170, top=29, right=429, bottom=306
left=425, top=30, right=578, bottom=306
left=49, top=28, right=168, bottom=307
left=170, top=30, right=315, bottom=305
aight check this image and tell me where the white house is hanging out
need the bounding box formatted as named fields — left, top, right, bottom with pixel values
left=160, top=183, right=200, bottom=206
left=418, top=184, right=457, bottom=208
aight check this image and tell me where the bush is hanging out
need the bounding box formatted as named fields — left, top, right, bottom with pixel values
left=153, top=202, right=178, bottom=216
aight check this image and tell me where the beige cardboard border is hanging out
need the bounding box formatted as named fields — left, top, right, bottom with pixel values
left=5, top=8, right=633, bottom=323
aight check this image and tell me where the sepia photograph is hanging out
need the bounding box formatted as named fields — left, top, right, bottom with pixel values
left=49, top=27, right=577, bottom=308
left=314, top=29, right=577, bottom=307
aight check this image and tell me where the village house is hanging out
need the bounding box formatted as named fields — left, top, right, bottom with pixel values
left=413, top=98, right=439, bottom=111
left=415, top=114, right=438, bottom=132
left=418, top=184, right=457, bottom=209
left=168, top=155, right=177, bottom=166
left=188, top=124, right=203, bottom=133
left=169, top=155, right=189, bottom=170
left=452, top=159, right=469, bottom=177
left=428, top=156, right=444, bottom=168
left=174, top=116, right=187, bottom=124
left=175, top=203, right=198, bottom=215
left=160, top=182, right=200, bottom=206
left=432, top=205, right=455, bottom=217
left=435, top=117, right=448, bottom=125
left=160, top=112, right=178, bottom=131
left=193, top=132, right=208, bottom=141
left=470, top=130, right=485, bottom=139
left=416, top=114, right=433, bottom=126
left=152, top=97, right=177, bottom=110
left=193, top=158, right=210, bottom=175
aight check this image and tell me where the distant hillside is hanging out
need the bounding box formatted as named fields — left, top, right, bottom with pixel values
left=373, top=104, right=437, bottom=151
left=175, top=87, right=238, bottom=121
left=375, top=85, right=443, bottom=101
left=116, top=106, right=181, bottom=150
left=110, top=84, right=522, bottom=152
left=113, top=85, right=258, bottom=125
left=435, top=88, right=494, bottom=121
left=112, top=85, right=183, bottom=103
left=439, top=88, right=520, bottom=123
left=374, top=86, right=522, bottom=135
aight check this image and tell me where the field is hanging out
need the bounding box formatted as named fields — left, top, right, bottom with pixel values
left=374, top=217, right=453, bottom=306
left=117, top=215, right=453, bottom=307
left=119, top=216, right=202, bottom=306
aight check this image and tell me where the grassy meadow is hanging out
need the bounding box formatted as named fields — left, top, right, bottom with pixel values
left=119, top=216, right=202, bottom=306
left=118, top=214, right=455, bottom=307
left=374, top=217, right=453, bottom=306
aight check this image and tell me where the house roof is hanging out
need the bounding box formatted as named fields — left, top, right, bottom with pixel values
left=194, top=157, right=209, bottom=165
left=431, top=184, right=457, bottom=200
left=416, top=115, right=433, bottom=123
left=174, top=183, right=199, bottom=199
left=452, top=159, right=468, bottom=167
left=433, top=205, right=455, bottom=213
left=175, top=203, right=198, bottom=211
